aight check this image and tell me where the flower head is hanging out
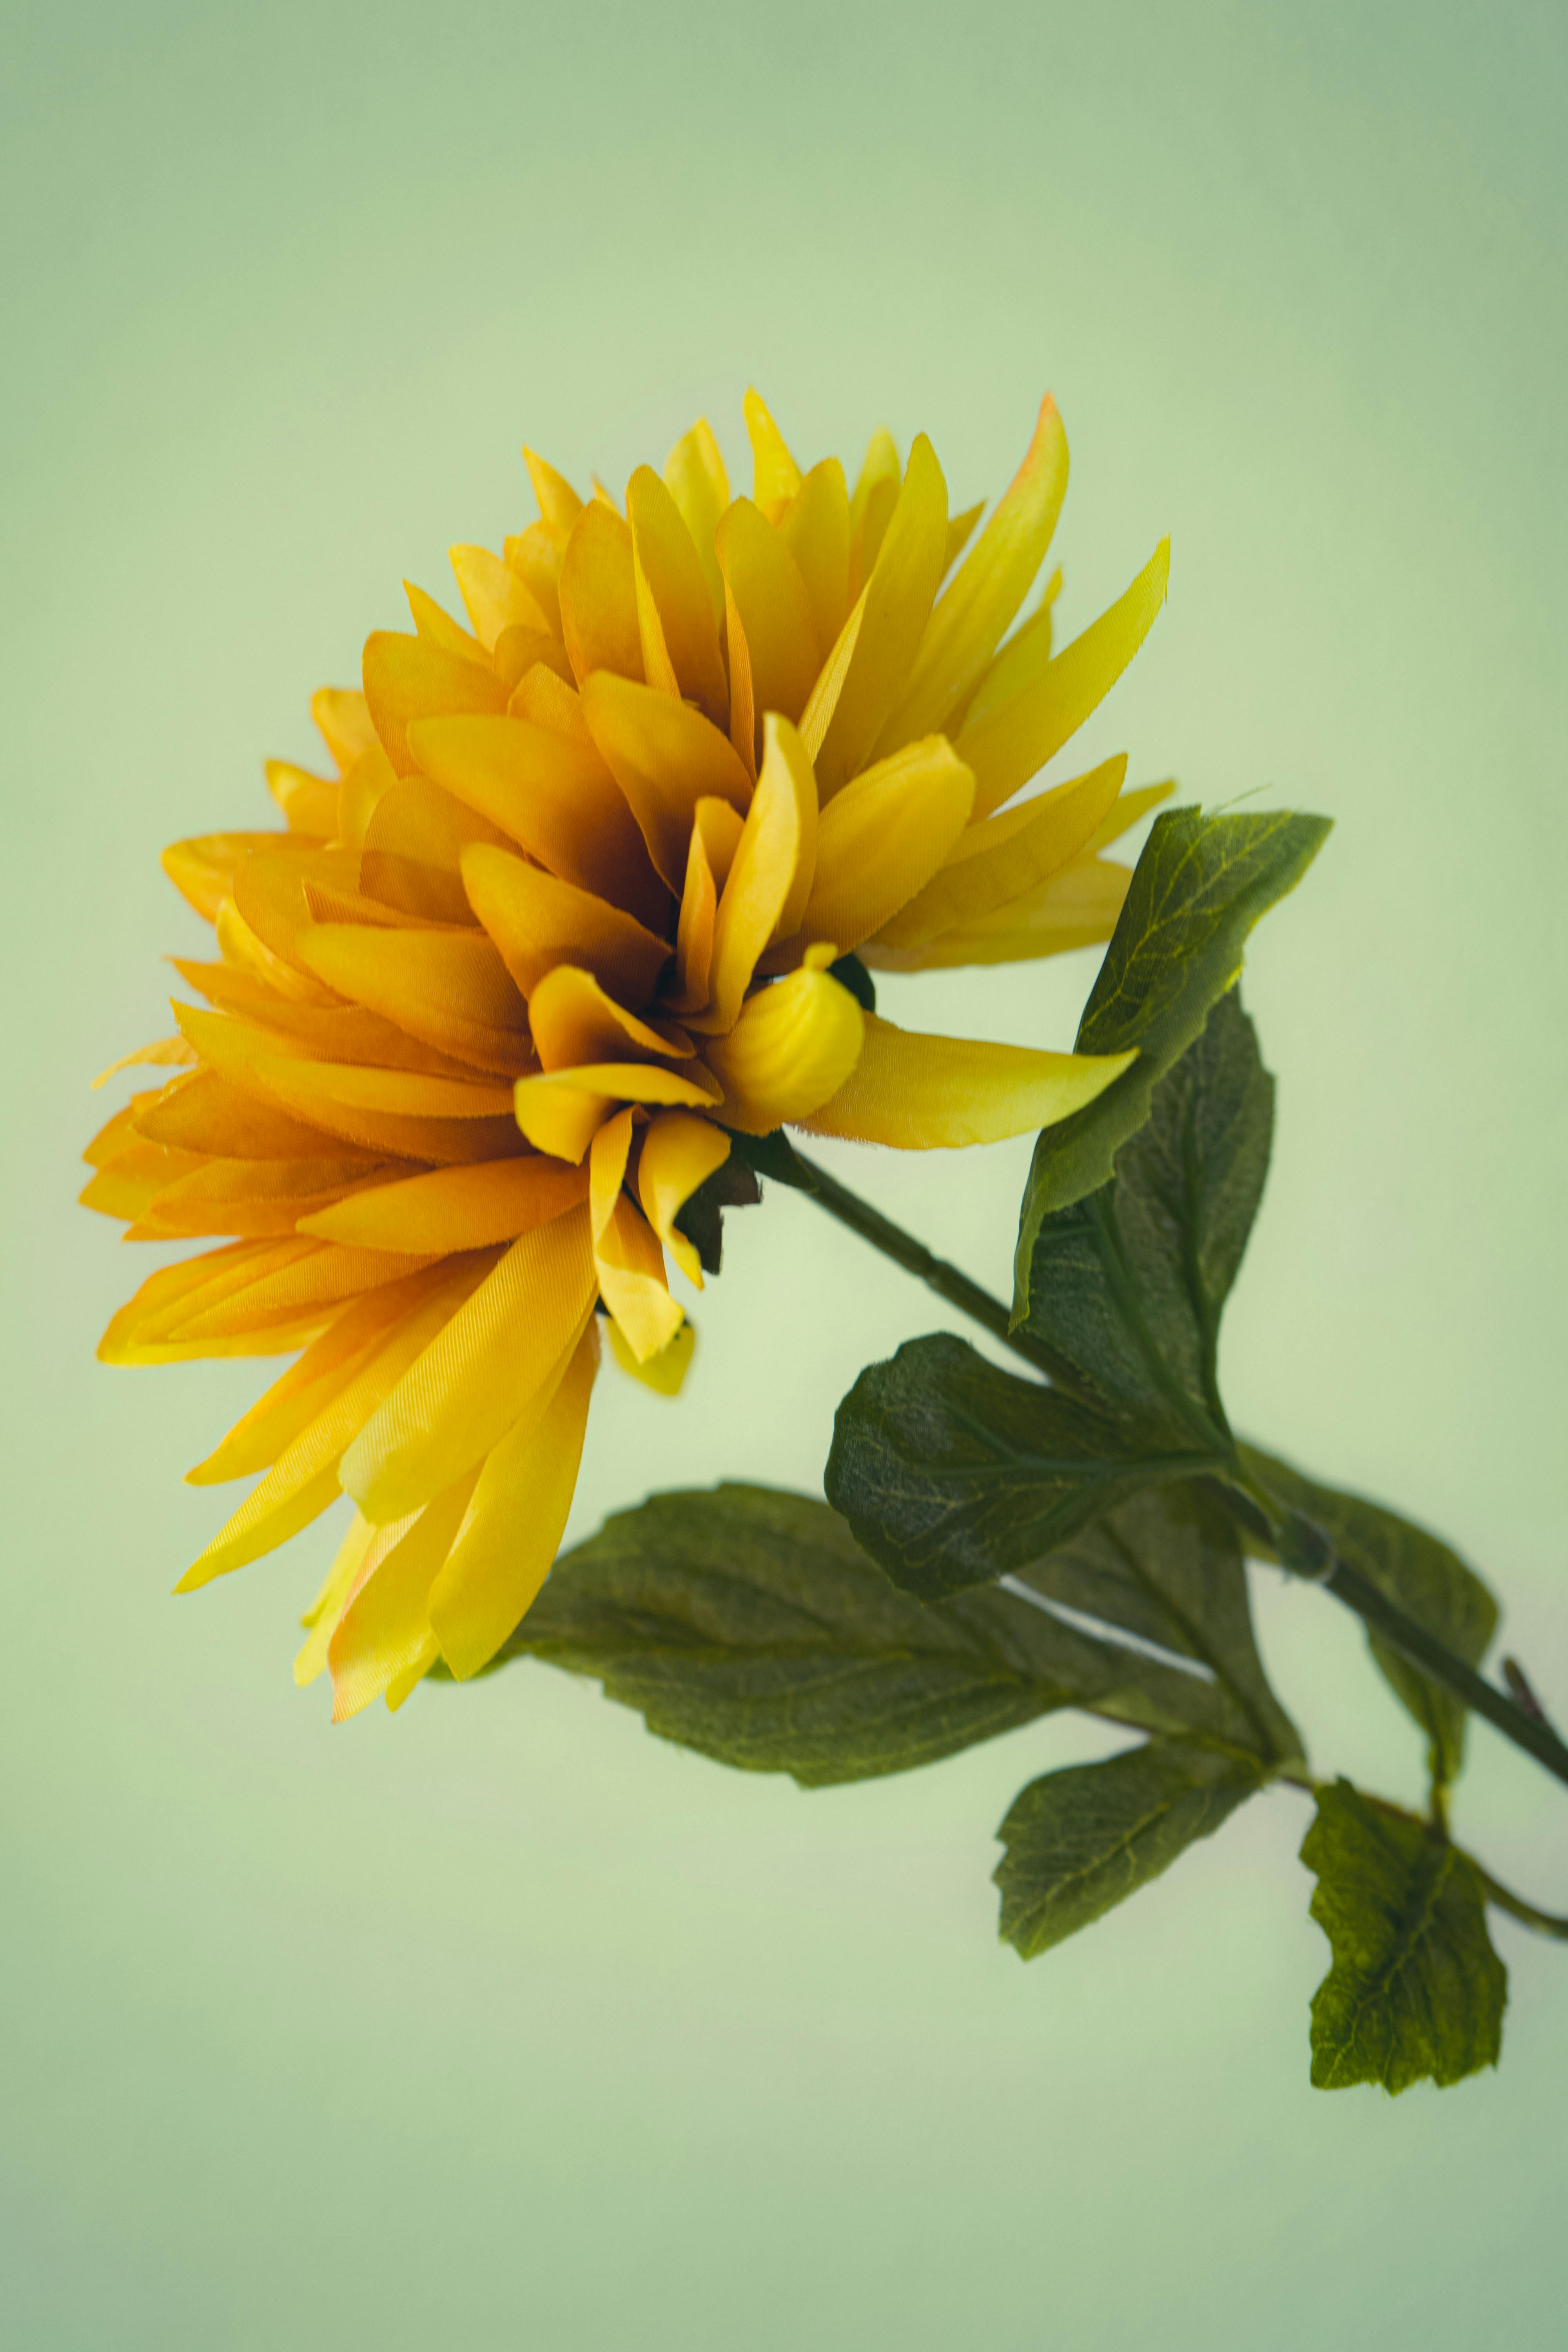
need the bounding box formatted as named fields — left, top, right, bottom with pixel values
left=84, top=390, right=1169, bottom=1719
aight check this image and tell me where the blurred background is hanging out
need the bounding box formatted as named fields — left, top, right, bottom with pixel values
left=4, top=1, right=1565, bottom=2343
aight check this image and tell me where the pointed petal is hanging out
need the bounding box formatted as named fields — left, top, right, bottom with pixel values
left=523, top=448, right=583, bottom=529
left=459, top=842, right=670, bottom=1007
left=579, top=671, right=752, bottom=893
left=294, top=1510, right=375, bottom=1686
left=742, top=389, right=802, bottom=520
left=944, top=500, right=985, bottom=572
left=715, top=498, right=820, bottom=743
left=339, top=1204, right=597, bottom=1522
left=668, top=798, right=743, bottom=1016
left=608, top=1316, right=695, bottom=1395
left=799, top=1013, right=1134, bottom=1147
left=590, top=1109, right=684, bottom=1360
left=428, top=1323, right=599, bottom=1677
left=504, top=520, right=566, bottom=636
left=847, top=427, right=901, bottom=601
left=957, top=541, right=1170, bottom=817
left=775, top=735, right=974, bottom=962
left=874, top=754, right=1125, bottom=949
left=628, top=465, right=729, bottom=721
left=636, top=1111, right=729, bottom=1287
left=450, top=544, right=551, bottom=649
left=327, top=1472, right=481, bottom=1720
left=663, top=420, right=729, bottom=621
left=133, top=1069, right=348, bottom=1162
left=963, top=572, right=1060, bottom=728
left=701, top=955, right=863, bottom=1134
left=559, top=501, right=644, bottom=686
left=359, top=778, right=512, bottom=926
left=863, top=854, right=1134, bottom=969
left=408, top=712, right=665, bottom=929
left=778, top=458, right=851, bottom=650
left=294, top=925, right=530, bottom=1077
left=312, top=688, right=377, bottom=776
left=808, top=434, right=949, bottom=798
left=265, top=760, right=338, bottom=838
left=161, top=832, right=300, bottom=926
left=691, top=715, right=817, bottom=1034
left=405, top=581, right=488, bottom=665
left=879, top=395, right=1068, bottom=750
left=722, top=575, right=756, bottom=780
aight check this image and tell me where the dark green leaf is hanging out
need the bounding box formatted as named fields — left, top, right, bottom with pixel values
left=826, top=1332, right=1226, bottom=1603
left=996, top=1739, right=1263, bottom=1956
left=1240, top=1448, right=1499, bottom=1786
left=673, top=1153, right=761, bottom=1277
left=1015, top=806, right=1329, bottom=1310
left=724, top=1125, right=818, bottom=1190
left=1301, top=1780, right=1506, bottom=2091
left=828, top=951, right=877, bottom=1011
left=483, top=1485, right=1288, bottom=1783
left=1014, top=989, right=1270, bottom=1451
left=1017, top=1480, right=1304, bottom=1766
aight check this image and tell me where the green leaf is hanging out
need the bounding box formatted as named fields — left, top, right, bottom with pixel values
left=1020, top=1480, right=1304, bottom=1766
left=673, top=1152, right=761, bottom=1277
left=996, top=1739, right=1263, bottom=1956
left=1014, top=988, right=1270, bottom=1451
left=1240, top=1448, right=1499, bottom=1786
left=1301, top=1781, right=1506, bottom=2091
left=1014, top=805, right=1330, bottom=1313
left=825, top=1332, right=1226, bottom=1603
left=828, top=951, right=877, bottom=1011
left=483, top=1484, right=1286, bottom=1783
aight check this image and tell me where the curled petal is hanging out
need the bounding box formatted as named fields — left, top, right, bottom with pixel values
left=580, top=671, right=752, bottom=894
left=690, top=716, right=817, bottom=1035
left=608, top=1317, right=695, bottom=1396
left=460, top=843, right=670, bottom=1008
left=636, top=1111, right=730, bottom=1287
left=701, top=957, right=864, bottom=1134
left=590, top=1110, right=684, bottom=1361
left=529, top=964, right=692, bottom=1073
left=513, top=1061, right=722, bottom=1163
left=798, top=1013, right=1134, bottom=1148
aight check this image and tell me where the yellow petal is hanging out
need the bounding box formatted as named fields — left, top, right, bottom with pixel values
left=299, top=1156, right=587, bottom=1253
left=506, top=660, right=592, bottom=738
left=667, top=798, right=743, bottom=1017
left=134, top=1069, right=351, bottom=1163
left=743, top=388, right=802, bottom=521
left=136, top=1153, right=398, bottom=1243
left=1080, top=778, right=1175, bottom=855
left=847, top=426, right=901, bottom=599
left=216, top=895, right=332, bottom=1004
left=339, top=1203, right=597, bottom=1523
left=295, top=1510, right=376, bottom=1686
left=636, top=1111, right=729, bottom=1287
left=608, top=1316, right=695, bottom=1396
left=265, top=760, right=338, bottom=838
left=627, top=465, right=729, bottom=722
left=361, top=630, right=507, bottom=775
left=408, top=711, right=666, bottom=930
left=579, top=672, right=752, bottom=893
left=512, top=1063, right=722, bottom=1163
left=778, top=458, right=851, bottom=650
left=956, top=540, right=1170, bottom=818
left=663, top=419, right=729, bottom=621
left=809, top=434, right=949, bottom=798
left=701, top=958, right=863, bottom=1134
left=715, top=498, right=820, bottom=743
left=691, top=715, right=817, bottom=1035
left=459, top=842, right=670, bottom=1007
left=873, top=754, right=1125, bottom=950
left=428, top=1321, right=600, bottom=1678
left=450, top=544, right=552, bottom=649
left=799, top=1013, right=1134, bottom=1147
left=523, top=447, right=583, bottom=528
left=336, top=740, right=400, bottom=851
left=170, top=960, right=481, bottom=1078
left=864, top=853, right=1134, bottom=970
left=359, top=777, right=512, bottom=926
left=722, top=575, right=756, bottom=781
left=944, top=500, right=985, bottom=572
left=772, top=735, right=975, bottom=962
left=327, top=1471, right=481, bottom=1720
left=558, top=500, right=644, bottom=686
left=312, top=688, right=377, bottom=775
left=161, top=832, right=299, bottom=926
left=91, top=1036, right=197, bottom=1090
left=879, top=394, right=1068, bottom=750
left=589, top=1109, right=683, bottom=1361
left=296, top=924, right=530, bottom=1078
left=494, top=626, right=574, bottom=696
left=528, top=966, right=693, bottom=1073
left=962, top=572, right=1060, bottom=728
left=405, top=581, right=488, bottom=665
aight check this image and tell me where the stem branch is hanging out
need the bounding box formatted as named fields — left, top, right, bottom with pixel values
left=791, top=1146, right=1568, bottom=1798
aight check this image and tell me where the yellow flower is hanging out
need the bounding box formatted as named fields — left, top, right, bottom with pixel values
left=83, top=389, right=1169, bottom=1721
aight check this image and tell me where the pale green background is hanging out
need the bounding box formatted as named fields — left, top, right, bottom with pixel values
left=4, top=1, right=1565, bottom=2343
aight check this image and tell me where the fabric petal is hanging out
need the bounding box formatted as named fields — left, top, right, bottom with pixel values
left=579, top=671, right=753, bottom=893
left=701, top=956, right=864, bottom=1134
left=862, top=853, right=1134, bottom=970
left=662, top=420, right=729, bottom=621
left=427, top=1321, right=600, bottom=1678
left=771, top=735, right=975, bottom=962
left=628, top=465, right=729, bottom=722
left=798, top=1013, right=1134, bottom=1147
left=299, top=1157, right=588, bottom=1254
left=742, top=388, right=803, bottom=521
left=294, top=1510, right=376, bottom=1687
left=327, top=1472, right=481, bottom=1721
left=361, top=631, right=507, bottom=775
left=873, top=754, right=1126, bottom=950
left=450, top=544, right=552, bottom=649
left=528, top=965, right=693, bottom=1072
left=715, top=499, right=820, bottom=745
left=559, top=500, right=644, bottom=685
left=459, top=842, right=670, bottom=1007
left=778, top=458, right=851, bottom=652
left=956, top=540, right=1170, bottom=818
left=690, top=715, right=817, bottom=1035
left=590, top=1110, right=684, bottom=1361
left=636, top=1111, right=730, bottom=1287
left=523, top=447, right=584, bottom=530
left=359, top=778, right=512, bottom=926
left=512, top=1062, right=722, bottom=1163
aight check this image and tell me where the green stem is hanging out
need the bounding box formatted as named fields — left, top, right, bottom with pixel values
left=790, top=1147, right=1568, bottom=1800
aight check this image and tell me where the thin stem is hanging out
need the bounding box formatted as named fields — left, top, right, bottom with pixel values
left=790, top=1146, right=1568, bottom=1799
left=1472, top=1864, right=1568, bottom=1942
